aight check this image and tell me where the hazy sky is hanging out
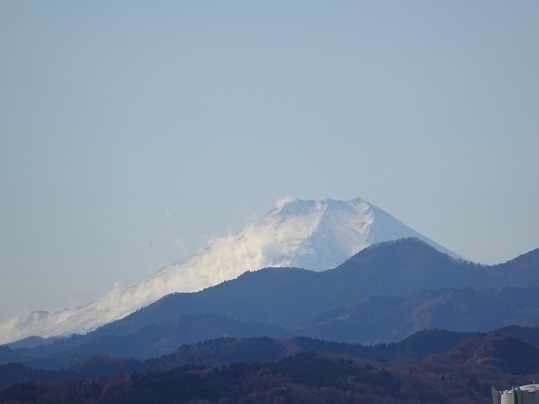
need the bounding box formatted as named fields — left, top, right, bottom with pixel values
left=1, top=1, right=538, bottom=322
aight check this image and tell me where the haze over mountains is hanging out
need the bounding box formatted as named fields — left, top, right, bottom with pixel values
left=0, top=197, right=459, bottom=344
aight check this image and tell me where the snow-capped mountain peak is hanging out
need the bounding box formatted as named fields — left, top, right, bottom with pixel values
left=0, top=197, right=458, bottom=344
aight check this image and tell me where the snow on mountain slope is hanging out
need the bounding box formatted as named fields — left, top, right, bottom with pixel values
left=0, top=197, right=458, bottom=344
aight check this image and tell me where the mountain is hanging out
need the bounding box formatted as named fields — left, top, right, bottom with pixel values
left=3, top=239, right=539, bottom=364
left=0, top=197, right=459, bottom=344
left=426, top=333, right=539, bottom=375
left=82, top=240, right=539, bottom=346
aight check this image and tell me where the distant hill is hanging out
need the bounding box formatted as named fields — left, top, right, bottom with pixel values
left=426, top=332, right=539, bottom=375
left=3, top=329, right=539, bottom=403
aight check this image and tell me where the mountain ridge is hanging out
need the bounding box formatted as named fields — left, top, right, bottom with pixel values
left=0, top=197, right=459, bottom=344
left=3, top=238, right=539, bottom=362
left=3, top=328, right=539, bottom=403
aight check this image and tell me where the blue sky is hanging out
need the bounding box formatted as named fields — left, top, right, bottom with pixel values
left=1, top=1, right=538, bottom=322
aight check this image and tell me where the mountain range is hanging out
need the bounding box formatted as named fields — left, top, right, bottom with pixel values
left=0, top=197, right=460, bottom=344
left=2, top=238, right=538, bottom=366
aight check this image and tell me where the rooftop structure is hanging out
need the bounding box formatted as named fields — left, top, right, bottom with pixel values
left=492, top=384, right=539, bottom=404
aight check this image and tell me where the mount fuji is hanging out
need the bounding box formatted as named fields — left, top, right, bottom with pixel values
left=0, top=197, right=459, bottom=344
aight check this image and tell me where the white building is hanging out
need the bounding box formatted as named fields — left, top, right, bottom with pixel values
left=492, top=384, right=539, bottom=404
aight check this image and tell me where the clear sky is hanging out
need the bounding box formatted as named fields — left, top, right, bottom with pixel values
left=1, top=1, right=538, bottom=323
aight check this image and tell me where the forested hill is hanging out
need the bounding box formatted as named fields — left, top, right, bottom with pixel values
left=2, top=327, right=539, bottom=403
